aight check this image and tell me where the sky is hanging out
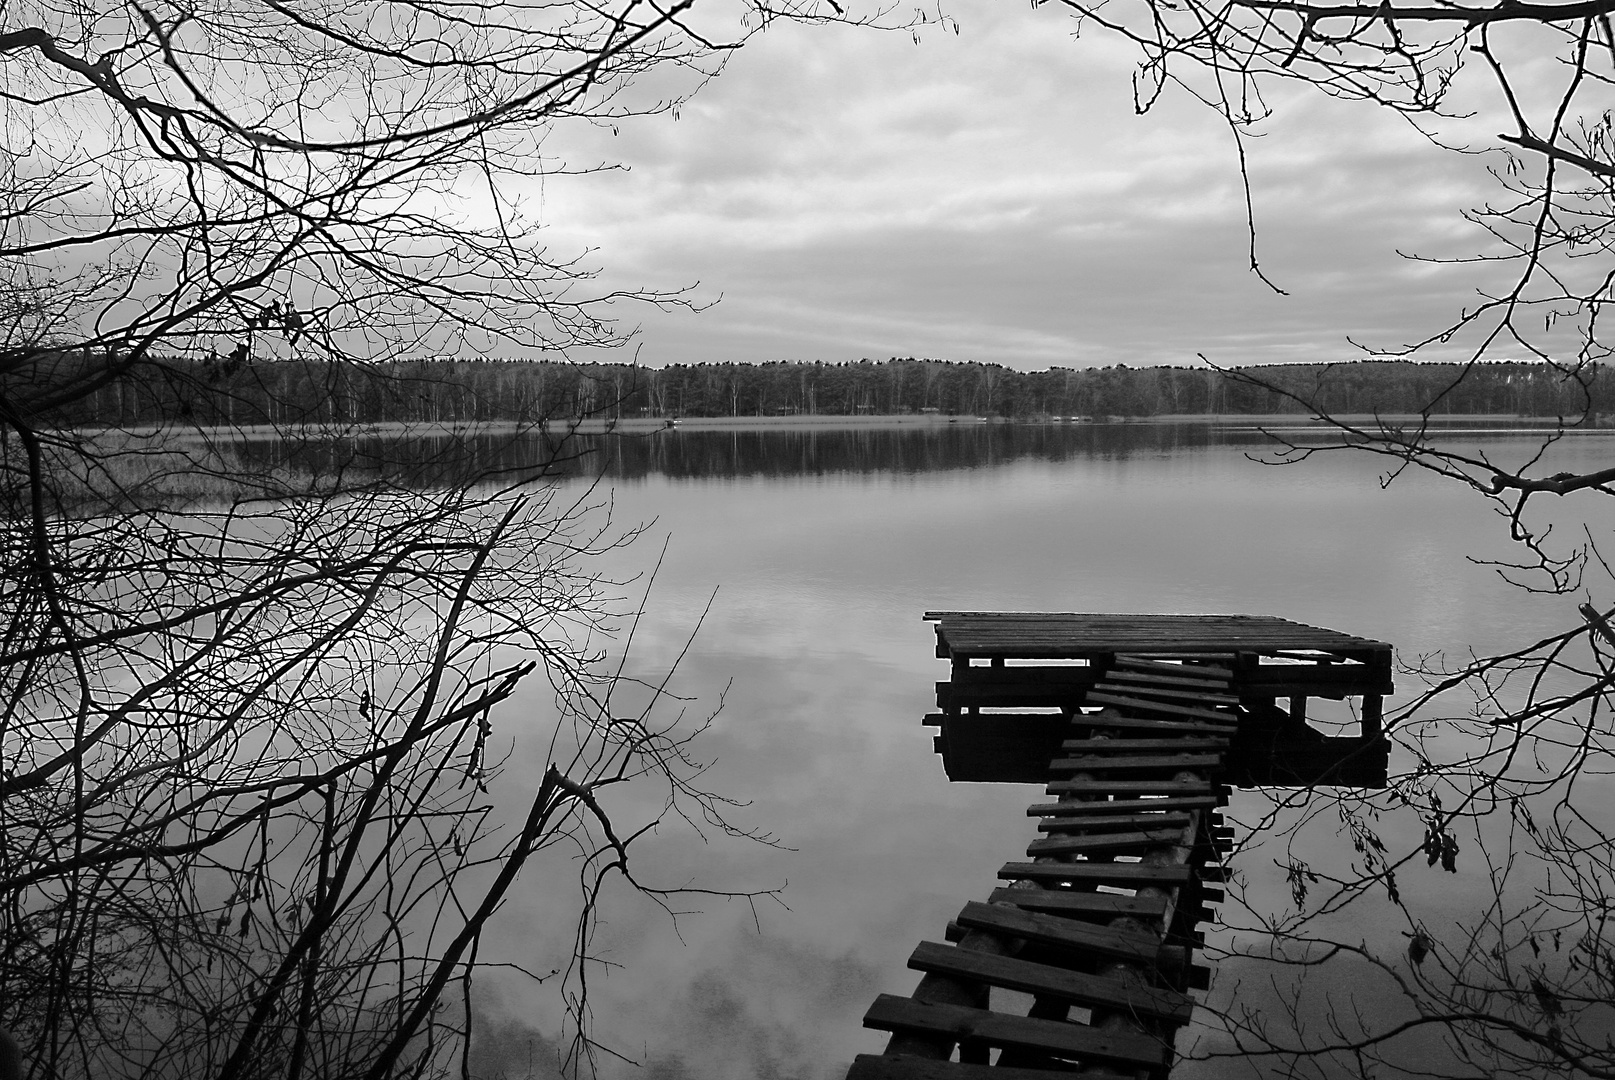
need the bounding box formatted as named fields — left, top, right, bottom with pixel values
left=532, top=0, right=1507, bottom=371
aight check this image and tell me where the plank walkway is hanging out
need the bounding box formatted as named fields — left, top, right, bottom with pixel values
left=847, top=655, right=1234, bottom=1079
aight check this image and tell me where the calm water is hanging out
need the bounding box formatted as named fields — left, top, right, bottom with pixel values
left=474, top=423, right=1615, bottom=1079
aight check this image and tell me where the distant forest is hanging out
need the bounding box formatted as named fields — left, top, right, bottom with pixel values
left=50, top=354, right=1615, bottom=426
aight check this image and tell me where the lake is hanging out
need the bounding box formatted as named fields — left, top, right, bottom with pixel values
left=471, top=421, right=1615, bottom=1079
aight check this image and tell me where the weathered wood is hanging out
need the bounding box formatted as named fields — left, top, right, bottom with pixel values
left=1028, top=796, right=1220, bottom=817
left=1037, top=811, right=1195, bottom=833
left=1092, top=682, right=1241, bottom=706
left=1050, top=753, right=1224, bottom=772
left=1101, top=668, right=1234, bottom=691
left=1044, top=779, right=1215, bottom=797
left=862, top=995, right=1170, bottom=1068
left=927, top=613, right=1390, bottom=661
left=856, top=610, right=1401, bottom=1080
left=1363, top=693, right=1384, bottom=739
left=846, top=1054, right=1106, bottom=1080
left=1133, top=655, right=1237, bottom=666
left=941, top=667, right=1100, bottom=688
left=1111, top=655, right=1235, bottom=680
left=907, top=942, right=1195, bottom=1024
left=984, top=887, right=1168, bottom=919
left=1066, top=712, right=1232, bottom=734
left=1058, top=737, right=1230, bottom=752
left=924, top=711, right=1070, bottom=727
left=1083, top=691, right=1240, bottom=725
left=1027, top=829, right=1188, bottom=856
left=998, top=861, right=1194, bottom=887
left=954, top=901, right=1165, bottom=964
left=880, top=910, right=1030, bottom=1059
left=935, top=725, right=1388, bottom=789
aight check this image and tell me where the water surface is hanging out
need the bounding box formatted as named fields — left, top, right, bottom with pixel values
left=479, top=423, right=1615, bottom=1078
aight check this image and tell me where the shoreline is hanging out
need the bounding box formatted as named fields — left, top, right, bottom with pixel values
left=552, top=414, right=965, bottom=433
left=78, top=411, right=1596, bottom=440
left=547, top=411, right=1573, bottom=433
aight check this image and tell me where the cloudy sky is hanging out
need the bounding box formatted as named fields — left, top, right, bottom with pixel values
left=533, top=0, right=1504, bottom=371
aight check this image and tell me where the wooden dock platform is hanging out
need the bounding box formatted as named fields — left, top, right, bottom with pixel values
left=846, top=612, right=1393, bottom=1079
left=925, top=611, right=1391, bottom=789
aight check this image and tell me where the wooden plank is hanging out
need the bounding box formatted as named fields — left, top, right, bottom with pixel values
left=1112, top=655, right=1235, bottom=680
left=1027, top=829, right=1188, bottom=856
left=943, top=667, right=1099, bottom=687
left=906, top=941, right=1195, bottom=1024
left=1037, top=811, right=1195, bottom=833
left=931, top=613, right=1378, bottom=639
left=938, top=634, right=1384, bottom=662
left=985, top=887, right=1167, bottom=919
left=1102, top=668, right=1234, bottom=692
left=1084, top=691, right=1240, bottom=725
left=926, top=711, right=1075, bottom=725
left=846, top=1053, right=1106, bottom=1080
left=1067, top=712, right=1231, bottom=734
left=1045, top=779, right=1215, bottom=796
left=934, top=622, right=1228, bottom=635
left=954, top=901, right=1164, bottom=963
left=1050, top=753, right=1224, bottom=772
left=1058, top=737, right=1230, bottom=752
left=937, top=629, right=1387, bottom=653
left=1029, top=796, right=1220, bottom=817
left=862, top=995, right=1169, bottom=1068
left=998, top=861, right=1193, bottom=887
left=1092, top=682, right=1241, bottom=706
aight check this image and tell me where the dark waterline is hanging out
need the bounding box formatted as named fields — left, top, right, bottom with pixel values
left=233, top=418, right=1589, bottom=487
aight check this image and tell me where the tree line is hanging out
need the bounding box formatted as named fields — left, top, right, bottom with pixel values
left=51, top=353, right=1615, bottom=427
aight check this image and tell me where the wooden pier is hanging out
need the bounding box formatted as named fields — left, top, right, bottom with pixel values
left=846, top=612, right=1393, bottom=1080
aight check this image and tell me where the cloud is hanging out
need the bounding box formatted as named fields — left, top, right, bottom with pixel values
left=526, top=0, right=1513, bottom=369
left=468, top=999, right=568, bottom=1080
left=611, top=934, right=887, bottom=1080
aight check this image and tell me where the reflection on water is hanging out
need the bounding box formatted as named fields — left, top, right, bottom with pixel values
left=579, top=424, right=1268, bottom=478
left=471, top=425, right=1615, bottom=1079
left=229, top=418, right=1609, bottom=489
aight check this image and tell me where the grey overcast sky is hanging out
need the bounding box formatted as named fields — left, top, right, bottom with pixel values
left=533, top=0, right=1504, bottom=371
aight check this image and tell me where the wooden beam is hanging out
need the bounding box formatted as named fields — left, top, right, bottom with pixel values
left=1028, top=796, right=1220, bottom=817
left=998, top=861, right=1194, bottom=887
left=984, top=887, right=1168, bottom=919
left=954, top=901, right=1167, bottom=965
left=847, top=1055, right=1099, bottom=1080
left=907, top=941, right=1195, bottom=1024
left=1050, top=753, right=1224, bottom=772
left=1044, top=779, right=1216, bottom=797
left=1037, top=811, right=1195, bottom=834
left=1027, top=829, right=1191, bottom=857
left=862, top=995, right=1170, bottom=1068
